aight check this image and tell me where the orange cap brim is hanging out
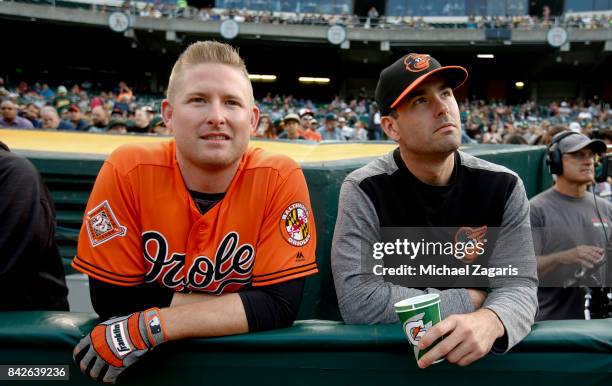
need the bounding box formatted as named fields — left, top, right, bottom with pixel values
left=390, top=66, right=469, bottom=110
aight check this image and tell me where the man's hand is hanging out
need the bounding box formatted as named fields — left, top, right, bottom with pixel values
left=73, top=308, right=167, bottom=384
left=560, top=245, right=604, bottom=269
left=537, top=245, right=604, bottom=276
left=417, top=308, right=504, bottom=368
left=466, top=289, right=486, bottom=309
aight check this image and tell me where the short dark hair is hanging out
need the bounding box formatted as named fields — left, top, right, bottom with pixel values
left=503, top=134, right=528, bottom=145
left=598, top=128, right=612, bottom=142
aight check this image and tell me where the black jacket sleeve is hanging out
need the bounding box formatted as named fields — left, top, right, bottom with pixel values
left=0, top=143, right=68, bottom=311
left=90, top=276, right=305, bottom=330
left=238, top=278, right=305, bottom=332
left=89, top=277, right=174, bottom=319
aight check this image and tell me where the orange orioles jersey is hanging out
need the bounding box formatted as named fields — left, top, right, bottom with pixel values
left=72, top=140, right=317, bottom=293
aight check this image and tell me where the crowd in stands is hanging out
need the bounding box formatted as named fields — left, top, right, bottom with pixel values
left=20, top=0, right=612, bottom=30
left=161, top=7, right=612, bottom=30
left=1, top=78, right=611, bottom=146
left=459, top=99, right=612, bottom=145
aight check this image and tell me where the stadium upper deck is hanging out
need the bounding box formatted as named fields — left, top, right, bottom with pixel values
left=6, top=0, right=612, bottom=29
left=1, top=0, right=611, bottom=102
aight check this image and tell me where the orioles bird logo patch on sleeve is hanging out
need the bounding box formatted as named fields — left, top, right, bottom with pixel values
left=85, top=200, right=127, bottom=247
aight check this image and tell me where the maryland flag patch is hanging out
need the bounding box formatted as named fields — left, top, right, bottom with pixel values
left=280, top=202, right=311, bottom=247
left=85, top=200, right=127, bottom=247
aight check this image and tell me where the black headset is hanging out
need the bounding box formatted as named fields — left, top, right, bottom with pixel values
left=546, top=131, right=581, bottom=176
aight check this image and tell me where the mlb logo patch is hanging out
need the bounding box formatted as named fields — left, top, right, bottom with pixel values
left=85, top=200, right=127, bottom=247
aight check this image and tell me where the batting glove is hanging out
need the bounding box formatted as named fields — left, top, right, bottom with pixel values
left=73, top=307, right=167, bottom=384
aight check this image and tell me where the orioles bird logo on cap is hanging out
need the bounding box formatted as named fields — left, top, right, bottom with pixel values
left=404, top=54, right=431, bottom=72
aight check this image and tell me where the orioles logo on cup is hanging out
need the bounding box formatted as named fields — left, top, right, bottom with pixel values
left=404, top=54, right=431, bottom=72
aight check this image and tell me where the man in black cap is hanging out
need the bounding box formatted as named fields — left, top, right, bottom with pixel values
left=331, top=53, right=537, bottom=367
left=149, top=115, right=169, bottom=135
left=317, top=113, right=345, bottom=141
left=531, top=131, right=611, bottom=320
left=106, top=119, right=129, bottom=134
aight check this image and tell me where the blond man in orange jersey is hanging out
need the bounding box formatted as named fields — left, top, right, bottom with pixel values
left=72, top=41, right=318, bottom=384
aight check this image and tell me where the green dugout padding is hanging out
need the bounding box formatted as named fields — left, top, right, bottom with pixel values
left=3, top=145, right=610, bottom=386
left=18, top=144, right=552, bottom=321
left=0, top=313, right=610, bottom=386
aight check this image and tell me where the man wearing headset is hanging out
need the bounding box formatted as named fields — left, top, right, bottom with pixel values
left=530, top=131, right=612, bottom=320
